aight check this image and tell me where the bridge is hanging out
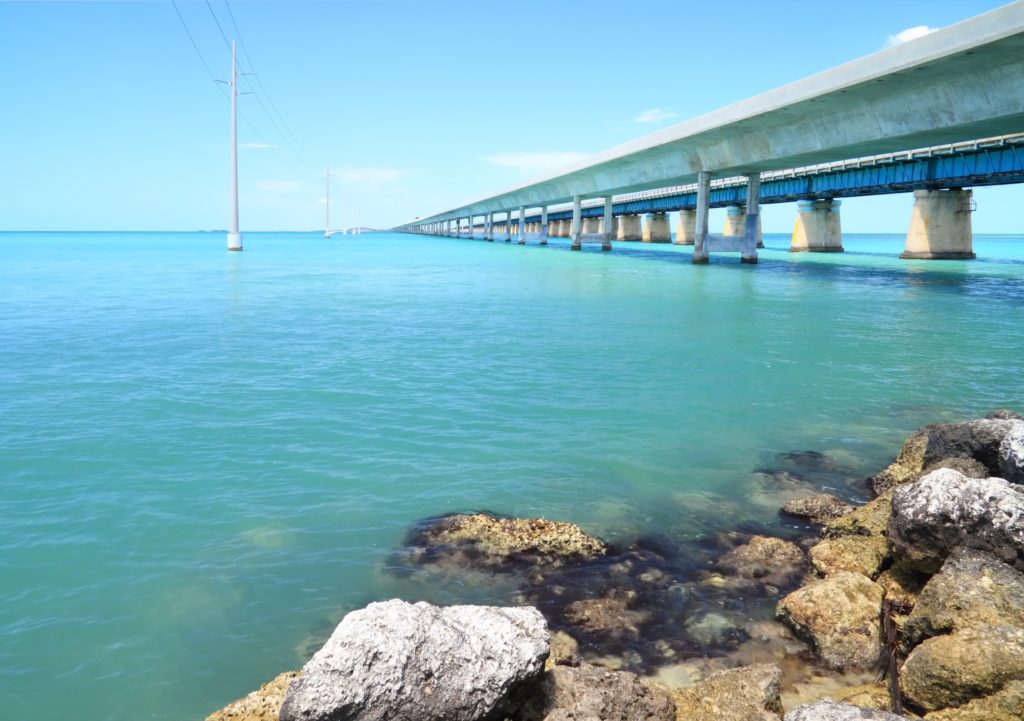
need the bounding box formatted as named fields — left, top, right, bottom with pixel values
left=397, top=1, right=1024, bottom=262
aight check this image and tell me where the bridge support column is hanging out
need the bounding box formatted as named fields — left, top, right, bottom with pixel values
left=571, top=195, right=582, bottom=251
left=742, top=175, right=760, bottom=264
left=693, top=171, right=711, bottom=264
left=540, top=206, right=548, bottom=245
left=725, top=205, right=763, bottom=248
left=517, top=206, right=526, bottom=244
left=642, top=212, right=671, bottom=242
left=791, top=199, right=843, bottom=252
left=601, top=197, right=613, bottom=251
left=675, top=209, right=696, bottom=245
left=503, top=213, right=511, bottom=242
left=486, top=212, right=494, bottom=241
left=617, top=214, right=642, bottom=241
left=582, top=217, right=599, bottom=235
left=901, top=189, right=975, bottom=259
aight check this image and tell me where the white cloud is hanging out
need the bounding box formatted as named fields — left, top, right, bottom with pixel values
left=256, top=180, right=301, bottom=193
left=635, top=108, right=677, bottom=124
left=337, top=167, right=411, bottom=184
left=241, top=142, right=275, bottom=149
left=481, top=152, right=589, bottom=174
left=886, top=25, right=935, bottom=47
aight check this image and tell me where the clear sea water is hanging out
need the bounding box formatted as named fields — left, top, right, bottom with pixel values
left=3, top=230, right=1023, bottom=720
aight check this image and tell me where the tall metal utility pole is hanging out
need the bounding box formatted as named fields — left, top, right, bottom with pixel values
left=323, top=167, right=335, bottom=238
left=227, top=40, right=243, bottom=251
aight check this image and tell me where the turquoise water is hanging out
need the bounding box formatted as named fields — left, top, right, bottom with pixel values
left=3, top=230, right=1023, bottom=720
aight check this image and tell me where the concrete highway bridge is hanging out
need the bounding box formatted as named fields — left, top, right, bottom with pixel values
left=397, top=2, right=1024, bottom=262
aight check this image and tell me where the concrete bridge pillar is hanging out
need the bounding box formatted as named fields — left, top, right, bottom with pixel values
left=486, top=212, right=494, bottom=241
left=617, top=214, right=642, bottom=241
left=582, top=217, right=599, bottom=234
left=791, top=199, right=843, bottom=252
left=642, top=212, right=671, bottom=242
left=518, top=206, right=526, bottom=244
left=693, top=171, right=711, bottom=264
left=675, top=209, right=696, bottom=245
left=901, top=189, right=975, bottom=259
left=540, top=206, right=549, bottom=245
left=724, top=206, right=763, bottom=248
left=503, top=213, right=512, bottom=242
left=601, top=197, right=613, bottom=251
left=742, top=175, right=761, bottom=264
left=571, top=195, right=582, bottom=251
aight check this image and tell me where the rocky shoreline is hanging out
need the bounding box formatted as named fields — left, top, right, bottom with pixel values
left=207, top=411, right=1024, bottom=721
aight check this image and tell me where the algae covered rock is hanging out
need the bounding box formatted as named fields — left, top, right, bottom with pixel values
left=715, top=535, right=806, bottom=588
left=206, top=671, right=298, bottom=721
left=900, top=624, right=1024, bottom=711
left=809, top=535, right=889, bottom=579
left=776, top=571, right=884, bottom=671
left=923, top=679, right=1024, bottom=721
left=888, top=468, right=1024, bottom=572
left=782, top=495, right=856, bottom=525
left=833, top=683, right=894, bottom=713
left=279, top=599, right=549, bottom=721
left=871, top=417, right=1022, bottom=494
left=670, top=663, right=784, bottom=721
left=401, top=512, right=609, bottom=571
left=783, top=698, right=910, bottom=720
left=904, top=547, right=1024, bottom=646
left=536, top=663, right=676, bottom=721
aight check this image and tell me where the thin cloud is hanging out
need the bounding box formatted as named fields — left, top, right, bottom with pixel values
left=337, top=167, right=412, bottom=184
left=886, top=25, right=935, bottom=47
left=240, top=142, right=275, bottom=150
left=481, top=152, right=589, bottom=173
left=635, top=108, right=677, bottom=124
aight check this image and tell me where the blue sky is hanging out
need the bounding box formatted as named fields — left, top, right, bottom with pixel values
left=1, top=0, right=1020, bottom=233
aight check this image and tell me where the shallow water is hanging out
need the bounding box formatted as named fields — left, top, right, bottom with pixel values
left=2, top=230, right=1023, bottom=720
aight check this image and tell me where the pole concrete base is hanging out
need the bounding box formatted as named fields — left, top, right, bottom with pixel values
left=617, top=215, right=642, bottom=241
left=901, top=189, right=976, bottom=259
left=227, top=232, right=243, bottom=251
left=642, top=212, right=671, bottom=242
left=571, top=238, right=582, bottom=251
left=675, top=209, right=696, bottom=245
left=791, top=199, right=844, bottom=252
left=692, top=252, right=709, bottom=264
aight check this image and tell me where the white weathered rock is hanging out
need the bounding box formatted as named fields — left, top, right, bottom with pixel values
left=1000, top=422, right=1024, bottom=484
left=279, top=599, right=549, bottom=721
left=783, top=699, right=910, bottom=720
left=889, top=468, right=1024, bottom=572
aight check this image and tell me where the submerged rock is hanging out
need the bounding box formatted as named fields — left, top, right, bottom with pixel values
left=715, top=535, right=807, bottom=589
left=782, top=495, right=856, bottom=526
left=777, top=571, right=884, bottom=671
left=904, top=547, right=1024, bottom=646
left=670, top=663, right=784, bottom=721
left=783, top=699, right=909, bottom=720
left=888, top=468, right=1024, bottom=573
left=923, top=679, right=1024, bottom=721
left=535, top=663, right=676, bottom=721
left=400, top=513, right=609, bottom=572
left=871, top=417, right=1023, bottom=494
left=546, top=631, right=580, bottom=670
left=279, top=600, right=549, bottom=721
left=206, top=671, right=298, bottom=721
left=900, top=624, right=1024, bottom=711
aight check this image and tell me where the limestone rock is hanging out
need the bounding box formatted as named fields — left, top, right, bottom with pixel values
left=888, top=469, right=1024, bottom=573
left=987, top=409, right=1024, bottom=421
left=900, top=625, right=1024, bottom=711
left=875, top=564, right=927, bottom=607
left=562, top=593, right=649, bottom=641
left=999, top=422, right=1024, bottom=484
left=670, top=663, right=783, bottom=721
left=923, top=679, right=1024, bottom=721
left=206, top=671, right=298, bottom=721
left=546, top=631, right=580, bottom=670
left=783, top=495, right=856, bottom=525
left=783, top=699, right=909, bottom=720
left=777, top=571, right=884, bottom=671
left=824, top=493, right=894, bottom=539
left=904, top=547, right=1024, bottom=646
left=537, top=663, right=676, bottom=721
left=833, top=683, right=894, bottom=712
left=684, top=613, right=742, bottom=647
left=279, top=600, right=549, bottom=721
left=871, top=418, right=1023, bottom=495
left=809, top=535, right=889, bottom=579
left=715, top=535, right=807, bottom=588
left=402, top=513, right=608, bottom=571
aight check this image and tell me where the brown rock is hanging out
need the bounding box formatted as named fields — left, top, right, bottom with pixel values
left=547, top=631, right=580, bottom=670
left=537, top=663, right=676, bottom=721
left=901, top=625, right=1024, bottom=711
left=824, top=493, right=894, bottom=539
left=777, top=571, right=884, bottom=671
left=562, top=594, right=649, bottom=640
left=875, top=564, right=927, bottom=607
left=923, top=679, right=1024, bottom=721
left=205, top=671, right=298, bottom=721
left=833, top=683, right=894, bottom=712
left=716, top=536, right=807, bottom=588
left=671, top=663, right=784, bottom=721
left=782, top=495, right=856, bottom=525
left=809, top=535, right=889, bottom=579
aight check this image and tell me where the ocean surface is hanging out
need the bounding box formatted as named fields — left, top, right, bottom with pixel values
left=3, top=230, right=1024, bottom=720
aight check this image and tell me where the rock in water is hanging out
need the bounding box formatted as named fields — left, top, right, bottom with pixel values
left=776, top=571, right=884, bottom=671
left=1000, top=422, right=1024, bottom=484
left=900, top=624, right=1024, bottom=711
left=535, top=663, right=676, bottom=721
left=671, top=664, right=784, bottom=721
left=923, top=679, right=1024, bottom=721
left=782, top=495, right=856, bottom=525
left=206, top=671, right=298, bottom=721
left=783, top=699, right=909, bottom=720
left=888, top=468, right=1024, bottom=573
left=278, top=600, right=549, bottom=721
left=871, top=417, right=1022, bottom=494
left=714, top=535, right=806, bottom=588
left=903, top=547, right=1024, bottom=646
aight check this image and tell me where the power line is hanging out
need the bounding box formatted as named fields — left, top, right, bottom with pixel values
left=171, top=0, right=228, bottom=100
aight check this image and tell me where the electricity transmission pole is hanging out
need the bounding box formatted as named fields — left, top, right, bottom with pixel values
left=323, top=168, right=335, bottom=238
left=227, top=40, right=242, bottom=251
